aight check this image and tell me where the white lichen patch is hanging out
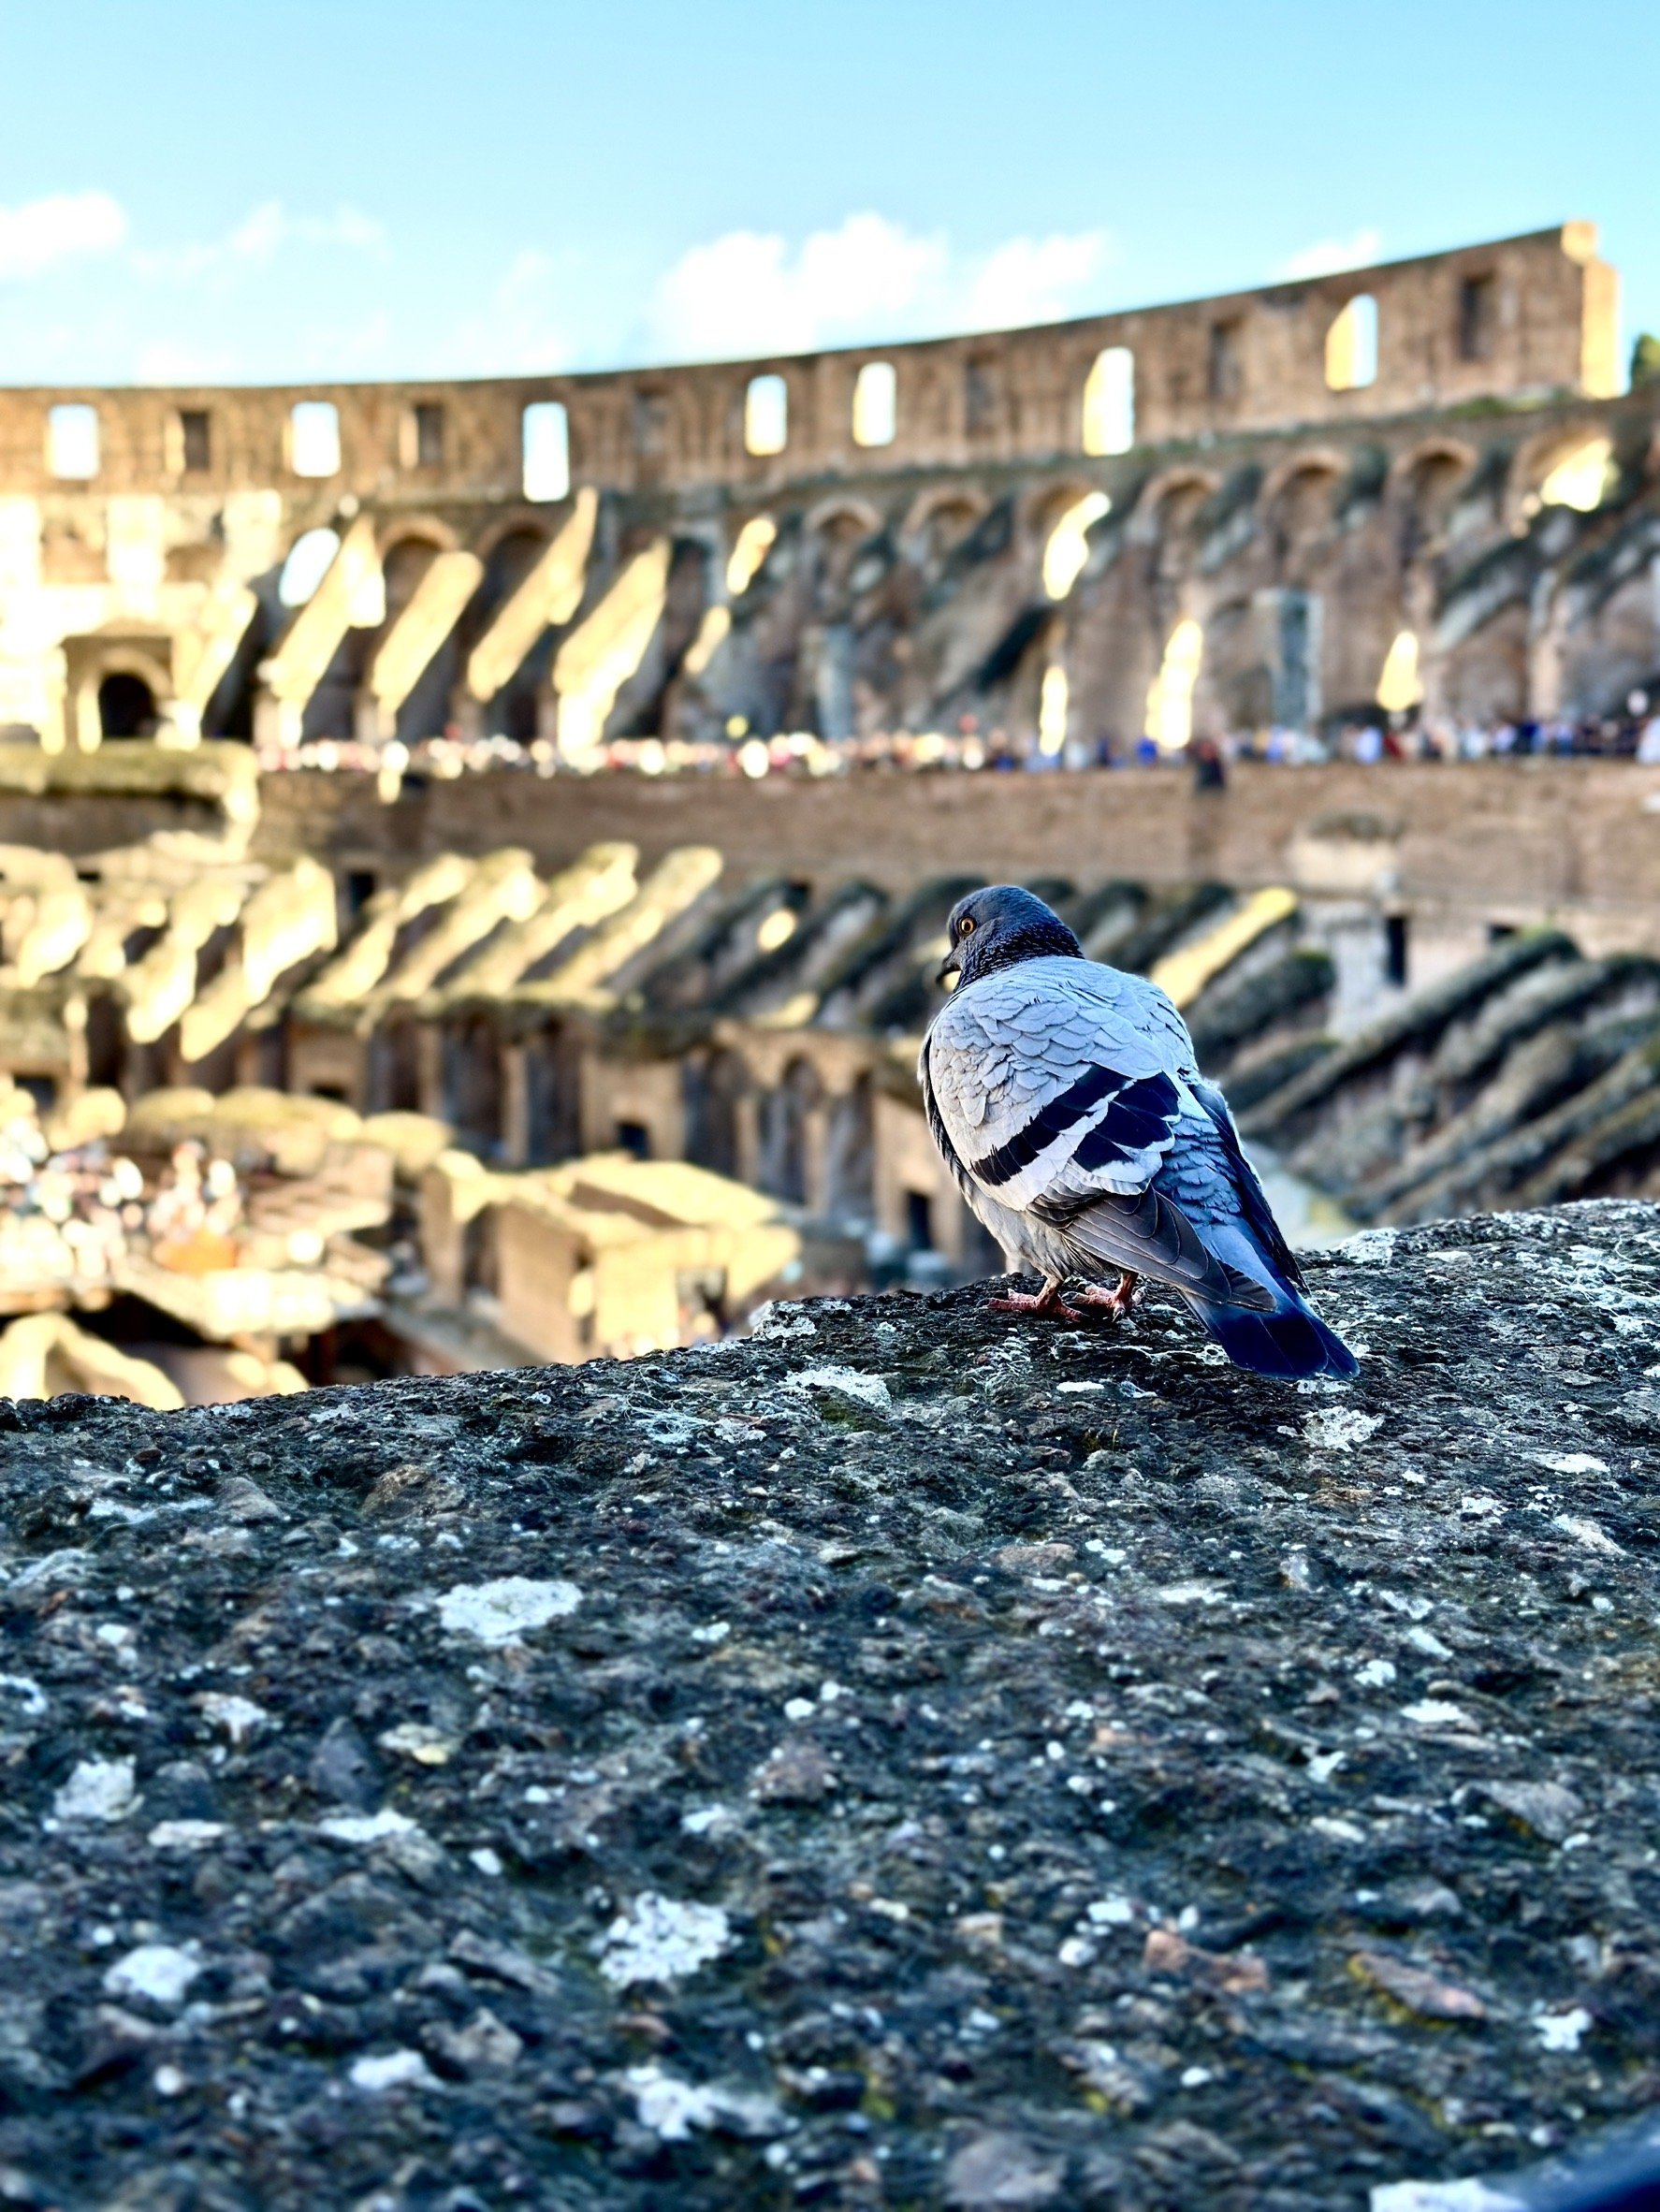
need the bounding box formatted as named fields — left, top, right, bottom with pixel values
left=1339, top=1229, right=1397, bottom=1268
left=1303, top=1407, right=1383, bottom=1452
left=103, top=1943, right=200, bottom=2008
left=1402, top=1700, right=1473, bottom=1730
left=52, top=1756, right=136, bottom=1824
left=625, top=2062, right=782, bottom=2141
left=783, top=1365, right=891, bottom=1411
left=1371, top=2180, right=1522, bottom=2211
left=1538, top=1451, right=1609, bottom=1476
left=748, top=1302, right=816, bottom=1341
left=597, top=1893, right=732, bottom=1987
left=349, top=2049, right=439, bottom=2092
left=317, top=1808, right=421, bottom=1844
left=197, top=1692, right=269, bottom=1746
left=435, top=1576, right=581, bottom=1646
left=1534, top=2005, right=1592, bottom=2052
left=148, top=1820, right=226, bottom=1850
left=1354, top=1658, right=1397, bottom=1688
left=1553, top=1514, right=1623, bottom=1556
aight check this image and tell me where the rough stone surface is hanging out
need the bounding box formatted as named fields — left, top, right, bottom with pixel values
left=0, top=1201, right=1656, bottom=2208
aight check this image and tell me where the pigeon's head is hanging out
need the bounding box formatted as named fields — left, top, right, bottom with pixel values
left=938, top=885, right=1083, bottom=989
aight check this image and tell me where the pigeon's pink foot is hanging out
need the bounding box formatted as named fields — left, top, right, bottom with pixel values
left=1070, top=1271, right=1141, bottom=1321
left=988, top=1283, right=1083, bottom=1322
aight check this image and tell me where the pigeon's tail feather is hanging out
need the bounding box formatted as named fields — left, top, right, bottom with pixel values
left=1185, top=1289, right=1359, bottom=1380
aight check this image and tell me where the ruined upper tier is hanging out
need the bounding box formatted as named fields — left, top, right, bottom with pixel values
left=0, top=226, right=1618, bottom=498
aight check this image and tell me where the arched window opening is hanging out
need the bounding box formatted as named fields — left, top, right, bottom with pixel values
left=289, top=400, right=341, bottom=477
left=47, top=404, right=99, bottom=480
left=1376, top=630, right=1423, bottom=713
left=726, top=514, right=778, bottom=596
left=1536, top=435, right=1615, bottom=516
left=758, top=1057, right=821, bottom=1206
left=278, top=527, right=342, bottom=609
left=686, top=1048, right=749, bottom=1182
left=744, top=374, right=788, bottom=458
left=824, top=1077, right=874, bottom=1227
left=1082, top=346, right=1135, bottom=456
left=521, top=401, right=570, bottom=502
left=97, top=673, right=156, bottom=740
left=1041, top=490, right=1111, bottom=600
left=852, top=361, right=896, bottom=448
left=1038, top=663, right=1070, bottom=758
left=1325, top=295, right=1377, bottom=391
left=1144, top=618, right=1204, bottom=752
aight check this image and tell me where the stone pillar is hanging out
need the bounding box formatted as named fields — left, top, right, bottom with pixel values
left=501, top=1042, right=531, bottom=1167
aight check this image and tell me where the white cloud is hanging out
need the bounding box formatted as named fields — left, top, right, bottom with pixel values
left=1278, top=227, right=1383, bottom=281
left=0, top=190, right=127, bottom=281
left=647, top=211, right=1109, bottom=361
left=442, top=247, right=573, bottom=375
left=135, top=340, right=240, bottom=384
left=968, top=232, right=1111, bottom=328
left=134, top=201, right=387, bottom=281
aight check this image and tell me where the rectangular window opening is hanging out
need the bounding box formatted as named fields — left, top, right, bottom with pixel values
left=1082, top=345, right=1135, bottom=455
left=904, top=1188, right=935, bottom=1251
left=413, top=402, right=444, bottom=469
left=852, top=360, right=897, bottom=448
left=616, top=1120, right=651, bottom=1161
left=1324, top=296, right=1377, bottom=392
left=1458, top=274, right=1495, bottom=363
left=1385, top=914, right=1410, bottom=988
left=47, top=403, right=100, bottom=480
left=744, top=373, right=788, bottom=458
left=965, top=358, right=999, bottom=437
left=1207, top=322, right=1244, bottom=405
left=290, top=400, right=341, bottom=477
left=179, top=409, right=211, bottom=473
left=521, top=401, right=570, bottom=502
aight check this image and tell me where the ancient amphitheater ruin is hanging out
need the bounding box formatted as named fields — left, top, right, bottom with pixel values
left=2, top=222, right=1660, bottom=1390
left=0, top=221, right=1647, bottom=758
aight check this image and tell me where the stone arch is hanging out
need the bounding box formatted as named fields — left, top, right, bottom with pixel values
left=1507, top=420, right=1619, bottom=527
left=68, top=637, right=175, bottom=751
left=757, top=1055, right=823, bottom=1206
left=470, top=512, right=555, bottom=569
left=685, top=1044, right=750, bottom=1182
left=901, top=487, right=987, bottom=567
left=378, top=533, right=445, bottom=622
left=823, top=1073, right=875, bottom=1225
left=1388, top=438, right=1480, bottom=567
left=1262, top=450, right=1347, bottom=568
left=374, top=516, right=457, bottom=560
left=1129, top=465, right=1222, bottom=549
left=803, top=494, right=884, bottom=546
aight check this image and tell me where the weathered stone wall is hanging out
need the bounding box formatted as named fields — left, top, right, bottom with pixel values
left=246, top=759, right=1660, bottom=955
left=0, top=225, right=1648, bottom=755
left=0, top=226, right=1614, bottom=501
left=0, top=1200, right=1655, bottom=2207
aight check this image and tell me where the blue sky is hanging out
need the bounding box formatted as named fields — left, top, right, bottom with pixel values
left=1, top=0, right=1655, bottom=387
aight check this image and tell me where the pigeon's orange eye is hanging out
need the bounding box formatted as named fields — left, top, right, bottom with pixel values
left=959, top=917, right=975, bottom=935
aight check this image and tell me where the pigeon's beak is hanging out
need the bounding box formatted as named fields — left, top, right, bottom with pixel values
left=936, top=949, right=959, bottom=986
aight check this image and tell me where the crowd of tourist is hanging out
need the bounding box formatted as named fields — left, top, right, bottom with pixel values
left=258, top=697, right=1660, bottom=783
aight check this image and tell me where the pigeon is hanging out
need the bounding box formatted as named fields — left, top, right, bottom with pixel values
left=920, top=884, right=1357, bottom=1379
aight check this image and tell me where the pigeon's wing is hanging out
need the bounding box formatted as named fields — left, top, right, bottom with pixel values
left=1182, top=1076, right=1307, bottom=1291
left=924, top=957, right=1267, bottom=1307
left=925, top=958, right=1186, bottom=1208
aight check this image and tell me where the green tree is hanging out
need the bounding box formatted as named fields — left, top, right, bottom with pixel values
left=1631, top=333, right=1660, bottom=387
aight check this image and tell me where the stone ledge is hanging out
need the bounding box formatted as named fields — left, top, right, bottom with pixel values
left=0, top=1201, right=1657, bottom=2207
